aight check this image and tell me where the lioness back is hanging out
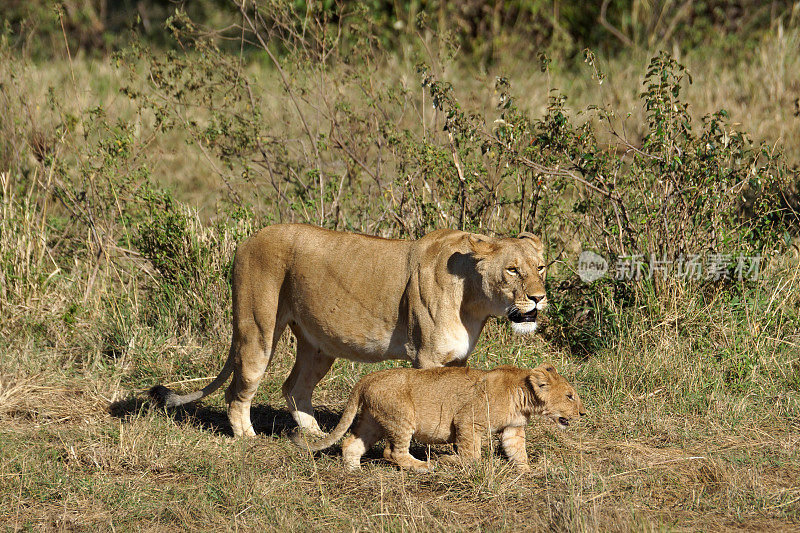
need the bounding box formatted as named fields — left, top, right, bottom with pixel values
left=235, top=224, right=415, bottom=362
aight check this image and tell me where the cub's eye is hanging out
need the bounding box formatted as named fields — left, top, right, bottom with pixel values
left=537, top=266, right=546, bottom=275
left=567, top=393, right=574, bottom=400
left=506, top=267, right=519, bottom=275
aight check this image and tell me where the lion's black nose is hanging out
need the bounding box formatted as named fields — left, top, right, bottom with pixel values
left=528, top=294, right=543, bottom=303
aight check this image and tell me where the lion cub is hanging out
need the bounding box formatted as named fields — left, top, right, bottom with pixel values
left=292, top=363, right=585, bottom=473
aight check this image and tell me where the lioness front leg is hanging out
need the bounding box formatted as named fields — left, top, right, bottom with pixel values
left=414, top=345, right=469, bottom=370
left=282, top=334, right=335, bottom=436
left=501, top=426, right=530, bottom=473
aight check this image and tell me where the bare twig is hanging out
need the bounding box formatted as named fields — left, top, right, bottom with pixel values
left=599, top=0, right=634, bottom=48
left=236, top=0, right=325, bottom=223
left=448, top=132, right=467, bottom=230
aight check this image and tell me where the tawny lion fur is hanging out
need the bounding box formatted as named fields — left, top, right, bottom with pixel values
left=293, top=363, right=585, bottom=473
left=149, top=223, right=548, bottom=438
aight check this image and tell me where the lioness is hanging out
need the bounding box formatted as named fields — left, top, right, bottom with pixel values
left=150, top=224, right=548, bottom=438
left=293, top=363, right=585, bottom=472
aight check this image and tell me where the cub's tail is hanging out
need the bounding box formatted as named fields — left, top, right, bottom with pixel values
left=148, top=345, right=235, bottom=408
left=291, top=380, right=366, bottom=452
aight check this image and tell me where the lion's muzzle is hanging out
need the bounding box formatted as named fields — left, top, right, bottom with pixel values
left=507, top=308, right=538, bottom=323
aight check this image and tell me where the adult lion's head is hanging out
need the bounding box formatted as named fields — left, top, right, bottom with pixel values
left=467, top=232, right=548, bottom=335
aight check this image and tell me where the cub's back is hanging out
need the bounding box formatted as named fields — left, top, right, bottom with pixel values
left=357, top=366, right=487, bottom=412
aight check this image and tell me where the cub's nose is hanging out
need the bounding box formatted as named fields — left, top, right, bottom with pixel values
left=528, top=294, right=544, bottom=303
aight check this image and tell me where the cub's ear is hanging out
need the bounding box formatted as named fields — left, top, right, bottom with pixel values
left=467, top=233, right=497, bottom=258
left=518, top=232, right=544, bottom=255
left=527, top=368, right=552, bottom=390
left=535, top=361, right=558, bottom=375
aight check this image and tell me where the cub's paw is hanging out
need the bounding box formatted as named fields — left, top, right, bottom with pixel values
left=438, top=454, right=481, bottom=471
left=411, top=462, right=434, bottom=474
left=343, top=460, right=362, bottom=471
left=513, top=462, right=532, bottom=475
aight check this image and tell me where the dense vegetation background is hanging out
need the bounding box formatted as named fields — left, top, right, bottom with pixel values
left=1, top=1, right=799, bottom=530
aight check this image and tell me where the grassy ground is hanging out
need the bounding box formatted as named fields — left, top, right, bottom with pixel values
left=2, top=261, right=799, bottom=530
left=2, top=322, right=799, bottom=531
left=2, top=15, right=800, bottom=532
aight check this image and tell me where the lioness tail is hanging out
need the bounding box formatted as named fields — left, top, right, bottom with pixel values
left=291, top=380, right=365, bottom=452
left=148, top=346, right=235, bottom=408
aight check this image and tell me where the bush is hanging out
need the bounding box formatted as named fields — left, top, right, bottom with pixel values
left=134, top=187, right=252, bottom=336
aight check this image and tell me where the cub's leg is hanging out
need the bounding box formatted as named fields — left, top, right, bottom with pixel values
left=282, top=332, right=335, bottom=436
left=383, top=422, right=432, bottom=473
left=441, top=423, right=483, bottom=467
left=500, top=426, right=531, bottom=473
left=341, top=412, right=385, bottom=470
left=225, top=321, right=284, bottom=437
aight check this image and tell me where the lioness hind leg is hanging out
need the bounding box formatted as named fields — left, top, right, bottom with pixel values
left=384, top=423, right=432, bottom=473
left=226, top=335, right=267, bottom=437
left=226, top=322, right=285, bottom=438
left=341, top=412, right=384, bottom=470
left=282, top=332, right=335, bottom=436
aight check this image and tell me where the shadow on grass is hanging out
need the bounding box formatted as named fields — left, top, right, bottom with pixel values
left=109, top=395, right=408, bottom=465
left=109, top=395, right=345, bottom=439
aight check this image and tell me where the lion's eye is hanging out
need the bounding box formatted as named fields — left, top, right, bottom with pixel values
left=538, top=266, right=546, bottom=275
left=506, top=267, right=519, bottom=275
left=567, top=393, right=574, bottom=400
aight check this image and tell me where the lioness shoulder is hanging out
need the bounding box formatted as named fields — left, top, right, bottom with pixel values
left=293, top=362, right=585, bottom=472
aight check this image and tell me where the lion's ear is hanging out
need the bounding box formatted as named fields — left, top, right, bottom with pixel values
left=527, top=368, right=552, bottom=390
left=518, top=232, right=544, bottom=255
left=535, top=361, right=558, bottom=375
left=467, top=233, right=497, bottom=258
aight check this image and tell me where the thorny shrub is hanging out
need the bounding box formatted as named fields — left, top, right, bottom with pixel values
left=118, top=8, right=795, bottom=252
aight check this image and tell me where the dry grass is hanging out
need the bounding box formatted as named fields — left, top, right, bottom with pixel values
left=1, top=20, right=799, bottom=532
left=2, top=213, right=798, bottom=530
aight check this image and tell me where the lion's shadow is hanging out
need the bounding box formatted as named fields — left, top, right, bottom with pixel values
left=109, top=396, right=341, bottom=438
left=109, top=396, right=434, bottom=462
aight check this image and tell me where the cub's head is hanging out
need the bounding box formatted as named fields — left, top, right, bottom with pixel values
left=527, top=362, right=585, bottom=429
left=468, top=232, right=547, bottom=335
